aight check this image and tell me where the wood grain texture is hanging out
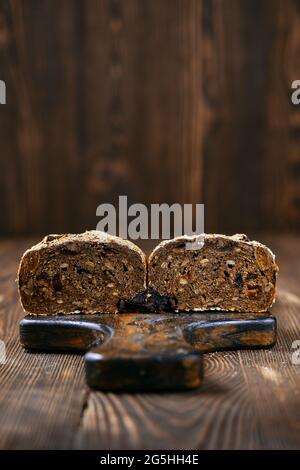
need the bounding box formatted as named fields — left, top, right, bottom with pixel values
left=0, top=236, right=299, bottom=449
left=1, top=0, right=300, bottom=235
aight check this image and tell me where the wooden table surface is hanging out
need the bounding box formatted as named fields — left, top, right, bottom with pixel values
left=0, top=235, right=299, bottom=450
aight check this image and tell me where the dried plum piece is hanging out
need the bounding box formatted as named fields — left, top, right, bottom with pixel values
left=52, top=273, right=62, bottom=291
left=234, top=273, right=244, bottom=289
left=119, top=288, right=177, bottom=313
left=76, top=266, right=93, bottom=275
left=37, top=271, right=51, bottom=281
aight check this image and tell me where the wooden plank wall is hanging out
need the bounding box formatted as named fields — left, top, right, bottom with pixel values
left=0, top=0, right=299, bottom=236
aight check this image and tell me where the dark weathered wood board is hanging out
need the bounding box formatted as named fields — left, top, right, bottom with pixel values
left=1, top=0, right=300, bottom=235
left=19, top=311, right=276, bottom=391
left=0, top=236, right=299, bottom=449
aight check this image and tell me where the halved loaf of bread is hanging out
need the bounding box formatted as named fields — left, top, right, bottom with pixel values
left=148, top=234, right=278, bottom=312
left=18, top=231, right=146, bottom=314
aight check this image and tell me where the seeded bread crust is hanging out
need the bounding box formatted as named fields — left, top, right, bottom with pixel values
left=148, top=234, right=278, bottom=313
left=18, top=231, right=147, bottom=315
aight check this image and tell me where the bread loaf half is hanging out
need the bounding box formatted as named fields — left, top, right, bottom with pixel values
left=18, top=231, right=147, bottom=314
left=148, top=234, right=278, bottom=313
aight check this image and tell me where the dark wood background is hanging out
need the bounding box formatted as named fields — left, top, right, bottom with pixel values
left=0, top=0, right=300, bottom=236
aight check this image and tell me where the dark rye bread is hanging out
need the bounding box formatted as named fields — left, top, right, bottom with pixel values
left=18, top=231, right=146, bottom=315
left=148, top=234, right=278, bottom=313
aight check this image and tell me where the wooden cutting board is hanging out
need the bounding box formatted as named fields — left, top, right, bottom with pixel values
left=19, top=311, right=276, bottom=391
